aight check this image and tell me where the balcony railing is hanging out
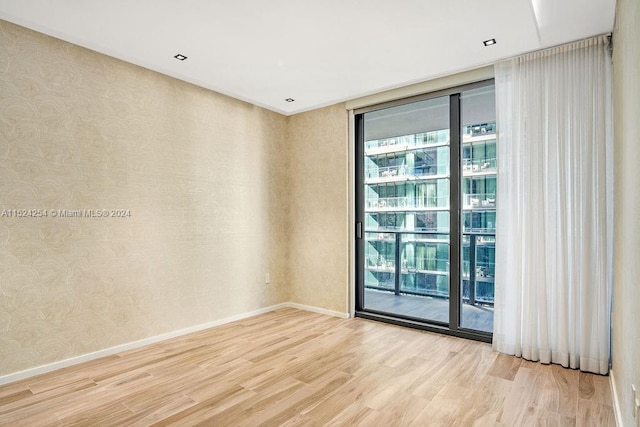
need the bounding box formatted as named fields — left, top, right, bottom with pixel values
left=461, top=234, right=495, bottom=304
left=364, top=125, right=496, bottom=154
left=367, top=256, right=396, bottom=271
left=403, top=257, right=449, bottom=273
left=366, top=164, right=408, bottom=179
left=365, top=130, right=450, bottom=153
left=462, top=262, right=495, bottom=279
left=365, top=135, right=413, bottom=151
left=462, top=157, right=496, bottom=173
left=463, top=123, right=496, bottom=138
left=364, top=231, right=494, bottom=306
left=366, top=195, right=449, bottom=210
left=463, top=193, right=496, bottom=209
left=366, top=196, right=408, bottom=209
left=365, top=164, right=448, bottom=181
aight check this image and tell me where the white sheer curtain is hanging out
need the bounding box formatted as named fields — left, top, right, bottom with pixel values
left=493, top=36, right=612, bottom=374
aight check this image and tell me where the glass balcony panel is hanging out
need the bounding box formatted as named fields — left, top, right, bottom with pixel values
left=364, top=232, right=397, bottom=292
left=366, top=196, right=409, bottom=210
left=365, top=191, right=450, bottom=211
left=365, top=147, right=451, bottom=182
left=462, top=156, right=497, bottom=173
left=366, top=164, right=408, bottom=179
left=462, top=122, right=496, bottom=138
left=462, top=193, right=496, bottom=210
left=364, top=129, right=452, bottom=154
left=400, top=233, right=450, bottom=307
left=364, top=232, right=452, bottom=324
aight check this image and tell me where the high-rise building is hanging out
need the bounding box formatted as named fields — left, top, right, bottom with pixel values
left=461, top=122, right=497, bottom=306
left=362, top=119, right=496, bottom=331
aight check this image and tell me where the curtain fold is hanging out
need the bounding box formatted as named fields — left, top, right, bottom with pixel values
left=493, top=36, right=612, bottom=374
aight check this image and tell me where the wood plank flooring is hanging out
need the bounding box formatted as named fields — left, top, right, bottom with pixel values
left=0, top=308, right=615, bottom=426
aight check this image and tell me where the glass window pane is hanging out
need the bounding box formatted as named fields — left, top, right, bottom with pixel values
left=357, top=82, right=496, bottom=338
left=362, top=96, right=451, bottom=324
left=460, top=85, right=496, bottom=333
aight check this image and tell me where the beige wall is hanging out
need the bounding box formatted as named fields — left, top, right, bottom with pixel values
left=286, top=105, right=349, bottom=313
left=0, top=19, right=292, bottom=377
left=612, top=0, right=640, bottom=424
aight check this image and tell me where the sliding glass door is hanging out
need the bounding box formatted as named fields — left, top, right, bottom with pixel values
left=460, top=85, right=497, bottom=333
left=355, top=81, right=495, bottom=341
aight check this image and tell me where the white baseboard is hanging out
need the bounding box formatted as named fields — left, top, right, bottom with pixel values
left=610, top=369, right=624, bottom=427
left=285, top=302, right=350, bottom=319
left=0, top=302, right=347, bottom=386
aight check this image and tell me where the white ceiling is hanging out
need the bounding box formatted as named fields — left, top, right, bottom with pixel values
left=0, top=0, right=615, bottom=115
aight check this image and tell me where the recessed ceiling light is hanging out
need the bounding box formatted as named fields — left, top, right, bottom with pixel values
left=174, top=54, right=188, bottom=61
left=483, top=38, right=496, bottom=47
left=285, top=98, right=295, bottom=102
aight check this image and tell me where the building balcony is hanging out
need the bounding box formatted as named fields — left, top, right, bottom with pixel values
left=363, top=125, right=495, bottom=156
left=400, top=256, right=450, bottom=276
left=365, top=164, right=449, bottom=184
left=462, top=262, right=495, bottom=280
left=365, top=130, right=450, bottom=155
left=462, top=157, right=496, bottom=175
left=366, top=196, right=449, bottom=212
left=366, top=257, right=396, bottom=271
left=463, top=193, right=496, bottom=210
left=363, top=289, right=493, bottom=332
left=462, top=123, right=496, bottom=139
left=364, top=230, right=494, bottom=307
left=365, top=232, right=450, bottom=245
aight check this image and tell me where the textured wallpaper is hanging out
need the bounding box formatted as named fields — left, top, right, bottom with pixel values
left=287, top=104, right=349, bottom=313
left=0, top=19, right=291, bottom=376
left=612, top=0, right=640, bottom=424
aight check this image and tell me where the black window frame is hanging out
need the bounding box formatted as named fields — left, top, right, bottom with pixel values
left=354, top=79, right=495, bottom=343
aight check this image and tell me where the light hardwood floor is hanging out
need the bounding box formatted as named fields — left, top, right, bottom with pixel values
left=0, top=308, right=615, bottom=426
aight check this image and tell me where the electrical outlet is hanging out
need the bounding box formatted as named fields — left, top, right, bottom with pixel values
left=265, top=273, right=270, bottom=284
